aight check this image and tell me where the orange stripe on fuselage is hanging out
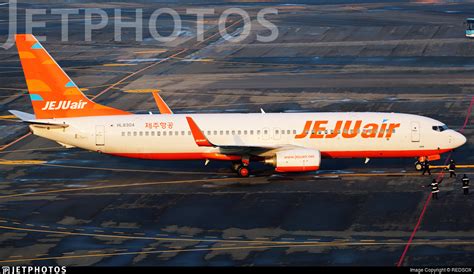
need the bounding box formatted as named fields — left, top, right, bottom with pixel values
left=275, top=166, right=319, bottom=172
left=108, top=149, right=452, bottom=161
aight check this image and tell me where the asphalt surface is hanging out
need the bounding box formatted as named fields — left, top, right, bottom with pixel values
left=0, top=0, right=473, bottom=266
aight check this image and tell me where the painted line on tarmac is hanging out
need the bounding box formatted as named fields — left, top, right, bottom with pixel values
left=1, top=240, right=474, bottom=264
left=0, top=132, right=32, bottom=152
left=0, top=177, right=243, bottom=200
left=0, top=223, right=303, bottom=245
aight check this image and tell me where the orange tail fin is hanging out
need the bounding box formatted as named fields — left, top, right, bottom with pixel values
left=15, top=34, right=130, bottom=119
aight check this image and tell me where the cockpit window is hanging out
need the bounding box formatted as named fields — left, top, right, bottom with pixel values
left=432, top=125, right=449, bottom=132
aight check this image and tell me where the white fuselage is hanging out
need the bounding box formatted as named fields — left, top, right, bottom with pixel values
left=29, top=112, right=466, bottom=162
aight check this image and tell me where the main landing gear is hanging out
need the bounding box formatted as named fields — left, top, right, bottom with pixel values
left=232, top=158, right=250, bottom=177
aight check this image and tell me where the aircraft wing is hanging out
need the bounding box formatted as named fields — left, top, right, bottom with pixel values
left=185, top=116, right=303, bottom=157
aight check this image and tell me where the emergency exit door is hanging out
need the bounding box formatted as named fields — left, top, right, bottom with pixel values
left=411, top=122, right=420, bottom=142
left=95, top=125, right=105, bottom=146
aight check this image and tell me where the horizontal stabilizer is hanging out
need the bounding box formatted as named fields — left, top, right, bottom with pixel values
left=8, top=110, right=35, bottom=121
left=9, top=110, right=68, bottom=128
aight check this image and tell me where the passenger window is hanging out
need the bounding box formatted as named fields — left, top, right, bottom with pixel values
left=226, top=130, right=229, bottom=135
left=133, top=132, right=137, bottom=136
left=250, top=130, right=254, bottom=135
left=151, top=131, right=155, bottom=136
left=188, top=131, right=191, bottom=135
left=220, top=130, right=223, bottom=135
left=121, top=132, right=125, bottom=136
left=163, top=131, right=167, bottom=136
left=238, top=130, right=241, bottom=135
left=257, top=130, right=261, bottom=135
left=127, top=132, right=131, bottom=136
left=244, top=130, right=247, bottom=135
left=157, top=131, right=160, bottom=136
left=207, top=131, right=211, bottom=135
left=214, top=130, right=217, bottom=135
left=145, top=131, right=149, bottom=136
left=293, top=130, right=296, bottom=134
left=232, top=130, right=235, bottom=135
left=181, top=131, right=185, bottom=136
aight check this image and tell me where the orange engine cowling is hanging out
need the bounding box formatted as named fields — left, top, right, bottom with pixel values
left=265, top=148, right=321, bottom=173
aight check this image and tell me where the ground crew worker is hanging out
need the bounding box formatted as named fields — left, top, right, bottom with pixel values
left=462, top=174, right=469, bottom=195
left=422, top=159, right=431, bottom=175
left=448, top=159, right=456, bottom=178
left=428, top=178, right=440, bottom=200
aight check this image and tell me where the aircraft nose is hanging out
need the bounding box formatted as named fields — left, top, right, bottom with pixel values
left=453, top=131, right=467, bottom=148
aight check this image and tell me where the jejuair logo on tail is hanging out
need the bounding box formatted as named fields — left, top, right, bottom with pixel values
left=41, top=100, right=87, bottom=111
left=295, top=120, right=401, bottom=139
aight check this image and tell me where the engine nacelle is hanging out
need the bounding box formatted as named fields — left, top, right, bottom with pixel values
left=266, top=148, right=321, bottom=173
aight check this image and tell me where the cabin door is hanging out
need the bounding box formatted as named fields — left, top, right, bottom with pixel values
left=411, top=122, right=420, bottom=142
left=95, top=125, right=105, bottom=146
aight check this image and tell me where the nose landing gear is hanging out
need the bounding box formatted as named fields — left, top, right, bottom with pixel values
left=415, top=161, right=423, bottom=171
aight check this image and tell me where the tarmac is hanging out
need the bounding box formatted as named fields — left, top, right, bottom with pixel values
left=0, top=0, right=473, bottom=266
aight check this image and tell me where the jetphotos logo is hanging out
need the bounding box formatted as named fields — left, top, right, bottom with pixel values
left=295, top=120, right=401, bottom=140
left=41, top=100, right=88, bottom=111
left=1, top=266, right=66, bottom=274
left=1, top=0, right=279, bottom=50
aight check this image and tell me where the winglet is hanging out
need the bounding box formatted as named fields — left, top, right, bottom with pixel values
left=185, top=117, right=213, bottom=147
left=152, top=91, right=173, bottom=114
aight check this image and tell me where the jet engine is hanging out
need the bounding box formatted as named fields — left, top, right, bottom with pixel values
left=265, top=148, right=321, bottom=172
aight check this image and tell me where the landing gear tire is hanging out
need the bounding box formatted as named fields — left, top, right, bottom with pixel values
left=415, top=161, right=423, bottom=171
left=237, top=166, right=250, bottom=177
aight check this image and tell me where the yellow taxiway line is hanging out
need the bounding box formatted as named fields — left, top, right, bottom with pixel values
left=102, top=63, right=137, bottom=67
left=0, top=239, right=473, bottom=264
left=134, top=49, right=167, bottom=54
left=0, top=177, right=243, bottom=200
left=0, top=160, right=46, bottom=165
left=0, top=223, right=294, bottom=245
left=123, top=89, right=160, bottom=93
left=429, top=165, right=474, bottom=169
left=0, top=115, right=16, bottom=119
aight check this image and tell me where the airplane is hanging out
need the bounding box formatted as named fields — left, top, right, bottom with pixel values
left=9, top=34, right=467, bottom=177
